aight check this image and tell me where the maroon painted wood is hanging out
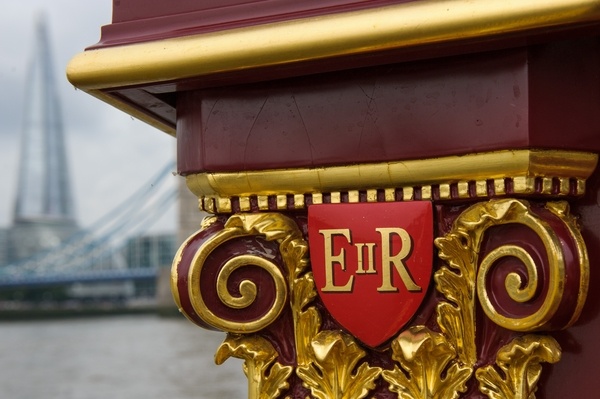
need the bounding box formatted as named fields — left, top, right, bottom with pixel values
left=95, top=0, right=415, bottom=48
left=177, top=39, right=600, bottom=174
left=542, top=166, right=600, bottom=398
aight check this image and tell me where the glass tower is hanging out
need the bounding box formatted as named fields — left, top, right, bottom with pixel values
left=7, top=15, right=78, bottom=263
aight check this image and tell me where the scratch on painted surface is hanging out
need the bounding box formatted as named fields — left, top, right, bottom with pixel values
left=357, top=83, right=378, bottom=153
left=242, top=96, right=269, bottom=168
left=291, top=94, right=316, bottom=165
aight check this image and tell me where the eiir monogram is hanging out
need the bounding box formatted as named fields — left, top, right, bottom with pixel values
left=319, top=227, right=421, bottom=293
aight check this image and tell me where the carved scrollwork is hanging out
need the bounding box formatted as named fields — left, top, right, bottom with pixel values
left=452, top=199, right=588, bottom=332
left=382, top=199, right=587, bottom=399
left=173, top=212, right=383, bottom=398
left=172, top=213, right=308, bottom=333
left=172, top=213, right=312, bottom=398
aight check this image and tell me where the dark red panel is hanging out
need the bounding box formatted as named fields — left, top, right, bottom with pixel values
left=111, top=0, right=259, bottom=23
left=529, top=38, right=600, bottom=149
left=177, top=40, right=600, bottom=174
left=98, top=0, right=415, bottom=48
left=177, top=48, right=530, bottom=173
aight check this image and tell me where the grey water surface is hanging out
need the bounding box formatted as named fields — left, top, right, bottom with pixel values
left=0, top=314, right=246, bottom=399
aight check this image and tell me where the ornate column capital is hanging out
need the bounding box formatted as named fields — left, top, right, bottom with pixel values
left=172, top=197, right=589, bottom=398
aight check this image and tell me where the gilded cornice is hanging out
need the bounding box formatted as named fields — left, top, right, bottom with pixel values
left=68, top=0, right=600, bottom=91
left=66, top=0, right=600, bottom=134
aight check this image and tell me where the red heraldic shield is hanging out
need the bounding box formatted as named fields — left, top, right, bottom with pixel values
left=308, top=202, right=433, bottom=347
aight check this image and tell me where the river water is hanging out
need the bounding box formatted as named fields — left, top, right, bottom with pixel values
left=0, top=314, right=247, bottom=399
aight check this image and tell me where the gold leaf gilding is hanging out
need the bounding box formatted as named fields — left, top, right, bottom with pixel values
left=383, top=326, right=471, bottom=399
left=476, top=335, right=561, bottom=399
left=215, top=334, right=293, bottom=399
left=179, top=198, right=587, bottom=398
left=297, top=330, right=382, bottom=399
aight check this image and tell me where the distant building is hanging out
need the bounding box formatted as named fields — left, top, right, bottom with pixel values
left=0, top=228, right=8, bottom=266
left=6, top=16, right=78, bottom=264
left=124, top=233, right=176, bottom=269
left=6, top=218, right=78, bottom=264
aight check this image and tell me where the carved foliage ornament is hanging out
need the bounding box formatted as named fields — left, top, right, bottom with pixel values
left=171, top=199, right=588, bottom=398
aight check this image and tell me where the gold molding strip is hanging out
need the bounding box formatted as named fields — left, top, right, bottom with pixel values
left=68, top=0, right=600, bottom=91
left=186, top=150, right=596, bottom=193
left=184, top=150, right=598, bottom=213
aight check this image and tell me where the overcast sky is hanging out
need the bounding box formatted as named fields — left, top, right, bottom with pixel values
left=0, top=1, right=178, bottom=233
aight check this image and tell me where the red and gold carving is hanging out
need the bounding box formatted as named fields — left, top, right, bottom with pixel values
left=65, top=0, right=600, bottom=396
left=171, top=198, right=588, bottom=398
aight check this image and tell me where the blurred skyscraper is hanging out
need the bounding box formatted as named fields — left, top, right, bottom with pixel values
left=3, top=15, right=78, bottom=264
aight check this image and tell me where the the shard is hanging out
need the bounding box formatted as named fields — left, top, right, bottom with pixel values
left=6, top=15, right=78, bottom=263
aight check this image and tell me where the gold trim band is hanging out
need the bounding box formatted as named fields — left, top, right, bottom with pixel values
left=186, top=150, right=597, bottom=213
left=199, top=177, right=587, bottom=213
left=68, top=0, right=600, bottom=91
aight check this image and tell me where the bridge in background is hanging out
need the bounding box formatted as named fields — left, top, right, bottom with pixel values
left=0, top=161, right=177, bottom=299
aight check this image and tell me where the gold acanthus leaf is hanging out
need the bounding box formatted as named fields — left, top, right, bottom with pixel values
left=435, top=232, right=476, bottom=305
left=283, top=235, right=310, bottom=278
left=476, top=335, right=561, bottom=399
left=291, top=272, right=321, bottom=367
left=296, top=305, right=321, bottom=367
left=434, top=233, right=477, bottom=367
left=297, top=330, right=382, bottom=399
left=382, top=326, right=471, bottom=399
left=215, top=334, right=293, bottom=399
left=293, top=272, right=318, bottom=311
